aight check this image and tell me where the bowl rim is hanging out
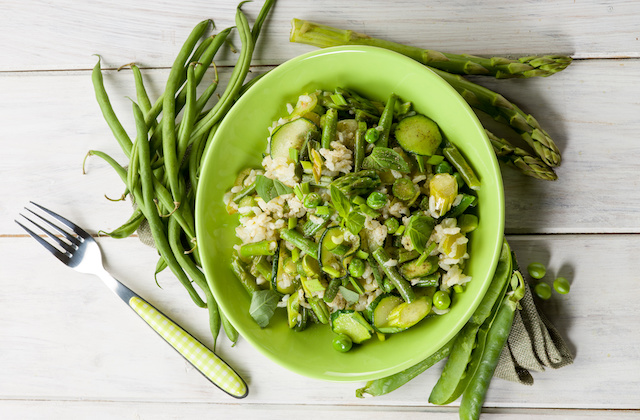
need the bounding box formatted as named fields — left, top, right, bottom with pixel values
left=196, top=45, right=505, bottom=382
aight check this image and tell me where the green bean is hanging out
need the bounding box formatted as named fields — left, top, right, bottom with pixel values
left=190, top=5, right=255, bottom=139
left=84, top=150, right=127, bottom=182
left=375, top=93, right=397, bottom=148
left=308, top=297, right=330, bottom=324
left=250, top=0, right=276, bottom=43
left=167, top=215, right=221, bottom=349
left=176, top=63, right=198, bottom=165
left=443, top=143, right=481, bottom=190
left=239, top=240, right=276, bottom=257
left=130, top=64, right=153, bottom=115
left=446, top=193, right=476, bottom=218
left=99, top=207, right=144, bottom=239
left=163, top=20, right=212, bottom=206
left=231, top=254, right=260, bottom=295
left=131, top=101, right=206, bottom=308
left=321, top=108, right=338, bottom=149
left=323, top=277, right=342, bottom=303
left=221, top=311, right=239, bottom=346
left=372, top=248, right=415, bottom=303
left=354, top=121, right=367, bottom=171
left=356, top=339, right=454, bottom=398
left=91, top=57, right=133, bottom=158
left=280, top=229, right=319, bottom=259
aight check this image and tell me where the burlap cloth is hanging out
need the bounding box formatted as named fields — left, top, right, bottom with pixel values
left=137, top=221, right=573, bottom=385
left=495, top=281, right=574, bottom=384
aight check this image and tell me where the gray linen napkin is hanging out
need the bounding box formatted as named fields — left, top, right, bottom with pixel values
left=494, top=281, right=574, bottom=385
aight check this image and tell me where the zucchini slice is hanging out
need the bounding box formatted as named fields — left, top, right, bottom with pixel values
left=394, top=114, right=442, bottom=156
left=270, top=118, right=320, bottom=160
left=366, top=293, right=406, bottom=334
left=386, top=295, right=432, bottom=329
left=331, top=310, right=374, bottom=344
left=400, top=255, right=439, bottom=279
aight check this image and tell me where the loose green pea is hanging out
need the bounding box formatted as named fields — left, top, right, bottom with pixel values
left=304, top=192, right=322, bottom=208
left=553, top=277, right=571, bottom=294
left=332, top=334, right=353, bottom=352
left=348, top=257, right=366, bottom=278
left=384, top=217, right=400, bottom=234
left=365, top=127, right=380, bottom=144
left=434, top=161, right=453, bottom=174
left=433, top=290, right=451, bottom=310
left=367, top=191, right=388, bottom=210
left=534, top=282, right=552, bottom=300
left=527, top=262, right=547, bottom=279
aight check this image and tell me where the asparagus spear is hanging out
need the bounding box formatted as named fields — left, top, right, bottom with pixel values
left=432, top=68, right=562, bottom=167
left=486, top=130, right=557, bottom=181
left=289, top=18, right=563, bottom=167
left=290, top=18, right=572, bottom=79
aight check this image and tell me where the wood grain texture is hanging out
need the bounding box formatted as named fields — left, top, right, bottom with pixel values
left=2, top=61, right=639, bottom=234
left=2, top=0, right=640, bottom=71
left=1, top=236, right=638, bottom=409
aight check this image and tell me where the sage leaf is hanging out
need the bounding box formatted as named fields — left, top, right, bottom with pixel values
left=362, top=147, right=411, bottom=173
left=339, top=285, right=360, bottom=305
left=255, top=175, right=293, bottom=202
left=406, top=214, right=436, bottom=253
left=345, top=210, right=366, bottom=235
left=249, top=289, right=280, bottom=328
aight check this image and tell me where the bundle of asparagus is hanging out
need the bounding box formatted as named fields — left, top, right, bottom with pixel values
left=290, top=18, right=570, bottom=180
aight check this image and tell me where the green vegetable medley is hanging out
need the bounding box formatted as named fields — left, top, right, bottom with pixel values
left=225, top=88, right=482, bottom=350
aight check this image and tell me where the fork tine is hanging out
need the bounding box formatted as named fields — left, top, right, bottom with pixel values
left=24, top=208, right=81, bottom=246
left=30, top=201, right=91, bottom=239
left=19, top=212, right=77, bottom=255
left=15, top=219, right=70, bottom=265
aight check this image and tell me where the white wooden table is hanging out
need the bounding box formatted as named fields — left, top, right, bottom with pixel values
left=2, top=1, right=639, bottom=418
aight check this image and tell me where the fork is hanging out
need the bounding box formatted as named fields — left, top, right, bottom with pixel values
left=16, top=202, right=248, bottom=399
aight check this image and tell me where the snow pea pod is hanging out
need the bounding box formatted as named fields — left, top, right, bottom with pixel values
left=428, top=239, right=512, bottom=405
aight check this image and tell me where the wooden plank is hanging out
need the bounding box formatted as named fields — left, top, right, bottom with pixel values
left=1, top=60, right=639, bottom=234
left=2, top=0, right=640, bottom=71
left=1, top=235, right=638, bottom=409
left=0, top=400, right=638, bottom=420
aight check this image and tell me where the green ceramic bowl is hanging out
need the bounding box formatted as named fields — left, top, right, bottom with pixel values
left=195, top=46, right=504, bottom=382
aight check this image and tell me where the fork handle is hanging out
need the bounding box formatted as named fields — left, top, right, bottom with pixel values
left=101, top=274, right=248, bottom=398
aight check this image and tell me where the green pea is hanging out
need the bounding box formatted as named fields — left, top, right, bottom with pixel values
left=553, top=277, right=571, bottom=294
left=384, top=217, right=400, bottom=234
left=366, top=191, right=388, bottom=210
left=348, top=258, right=366, bottom=278
left=433, top=290, right=451, bottom=310
left=303, top=192, right=322, bottom=208
left=527, top=262, right=547, bottom=279
left=332, top=334, right=353, bottom=352
left=534, top=282, right=552, bottom=300
left=434, top=161, right=453, bottom=174
left=365, top=127, right=380, bottom=144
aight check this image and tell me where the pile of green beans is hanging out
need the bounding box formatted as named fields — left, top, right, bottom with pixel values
left=84, top=0, right=275, bottom=348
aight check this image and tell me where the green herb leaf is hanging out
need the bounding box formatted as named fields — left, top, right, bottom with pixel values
left=255, top=175, right=293, bottom=202
left=362, top=147, right=411, bottom=173
left=249, top=289, right=280, bottom=328
left=406, top=215, right=436, bottom=253
left=339, top=286, right=360, bottom=305
left=345, top=210, right=366, bottom=235
left=330, top=184, right=351, bottom=219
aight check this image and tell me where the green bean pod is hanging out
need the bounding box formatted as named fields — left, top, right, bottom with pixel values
left=375, top=93, right=397, bottom=148
left=91, top=58, right=133, bottom=158
left=443, top=143, right=481, bottom=190
left=372, top=247, right=415, bottom=303
left=167, top=216, right=221, bottom=349
left=100, top=207, right=144, bottom=239
left=132, top=101, right=206, bottom=308
left=354, top=120, right=367, bottom=171
left=280, top=229, right=319, bottom=259
left=321, top=108, right=338, bottom=149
